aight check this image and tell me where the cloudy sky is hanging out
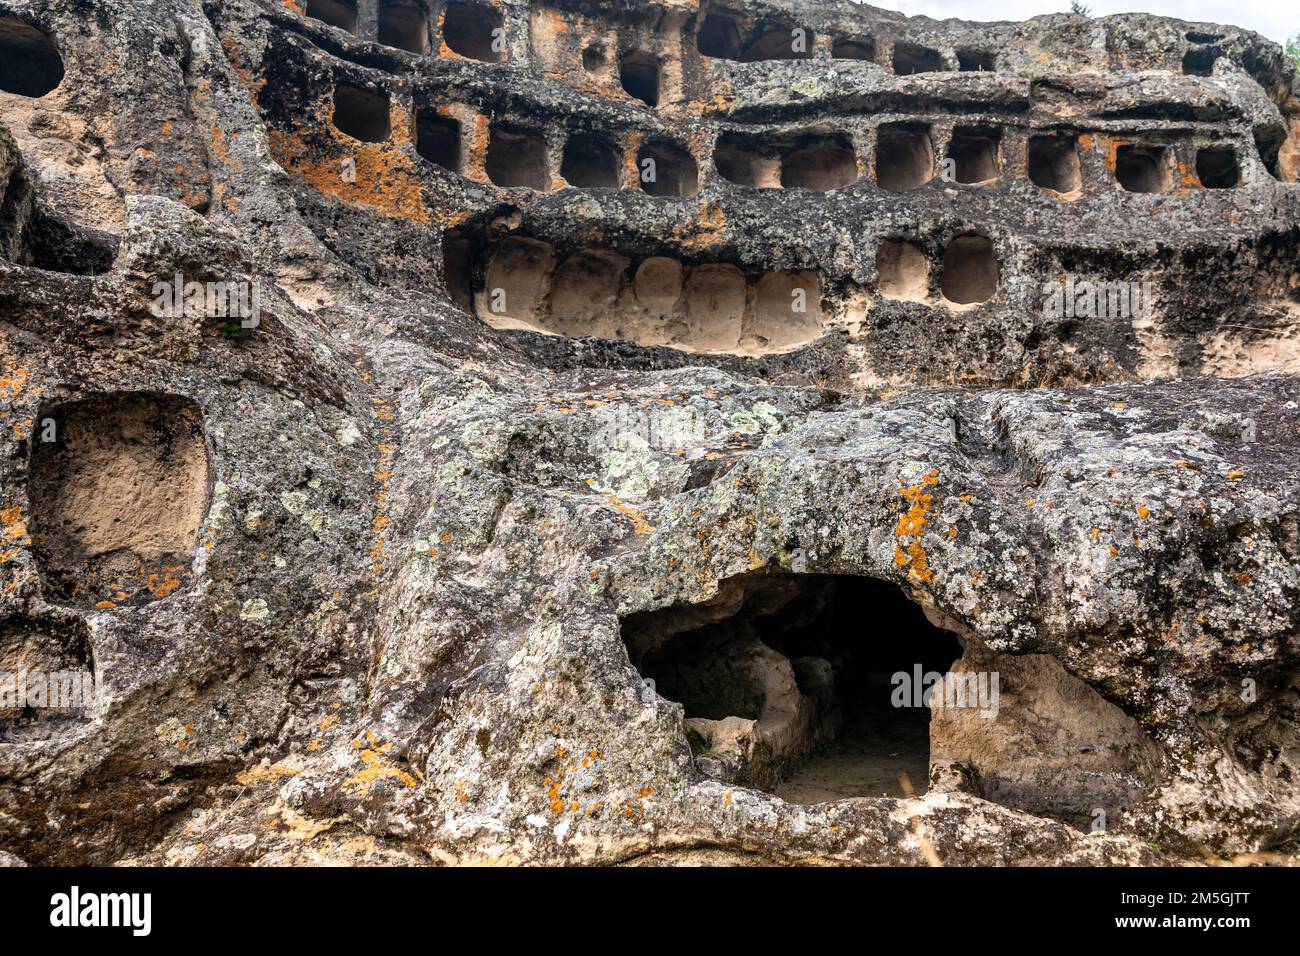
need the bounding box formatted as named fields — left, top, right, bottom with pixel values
left=867, top=1, right=1297, bottom=45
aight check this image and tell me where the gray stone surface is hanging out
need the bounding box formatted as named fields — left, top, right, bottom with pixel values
left=0, top=0, right=1296, bottom=865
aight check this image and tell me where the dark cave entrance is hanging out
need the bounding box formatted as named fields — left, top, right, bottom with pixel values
left=832, top=37, right=875, bottom=61
left=697, top=13, right=741, bottom=59
left=875, top=123, right=933, bottom=192
left=0, top=17, right=65, bottom=97
left=621, top=572, right=964, bottom=802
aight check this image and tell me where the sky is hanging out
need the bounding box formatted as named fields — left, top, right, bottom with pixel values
left=865, top=1, right=1297, bottom=45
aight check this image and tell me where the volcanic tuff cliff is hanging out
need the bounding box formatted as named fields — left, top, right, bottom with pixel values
left=0, top=0, right=1298, bottom=866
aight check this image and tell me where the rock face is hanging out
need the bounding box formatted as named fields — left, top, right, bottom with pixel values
left=0, top=0, right=1297, bottom=866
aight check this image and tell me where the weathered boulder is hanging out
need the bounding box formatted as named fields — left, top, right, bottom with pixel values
left=0, top=0, right=1296, bottom=866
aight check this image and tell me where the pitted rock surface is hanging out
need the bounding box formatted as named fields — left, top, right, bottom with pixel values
left=0, top=0, right=1297, bottom=865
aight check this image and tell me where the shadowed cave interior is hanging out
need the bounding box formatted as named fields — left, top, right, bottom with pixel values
left=622, top=572, right=964, bottom=802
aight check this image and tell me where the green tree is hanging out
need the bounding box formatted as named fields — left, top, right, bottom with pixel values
left=1070, top=1, right=1091, bottom=16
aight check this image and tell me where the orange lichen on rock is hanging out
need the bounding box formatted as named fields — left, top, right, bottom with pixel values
left=0, top=505, right=30, bottom=563
left=894, top=469, right=940, bottom=582
left=269, top=123, right=431, bottom=224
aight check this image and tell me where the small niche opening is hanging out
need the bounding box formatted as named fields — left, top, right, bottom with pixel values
left=29, top=394, right=210, bottom=608
left=1028, top=134, right=1081, bottom=192
left=560, top=134, right=621, bottom=189
left=753, top=271, right=821, bottom=350
left=1182, top=46, right=1222, bottom=76
left=620, top=50, right=660, bottom=106
left=780, top=135, right=858, bottom=191
left=480, top=236, right=555, bottom=324
left=1254, top=128, right=1282, bottom=180
left=621, top=572, right=964, bottom=800
left=442, top=2, right=504, bottom=62
left=0, top=617, right=95, bottom=742
left=956, top=48, right=995, bottom=71
left=305, top=0, right=358, bottom=34
left=697, top=13, right=741, bottom=59
left=941, top=235, right=998, bottom=305
left=441, top=230, right=473, bottom=310
left=832, top=37, right=875, bottom=61
left=682, top=264, right=745, bottom=349
left=741, top=26, right=812, bottom=62
left=875, top=124, right=933, bottom=192
left=877, top=239, right=929, bottom=301
left=332, top=84, right=391, bottom=142
left=946, top=126, right=1000, bottom=184
left=415, top=110, right=461, bottom=172
left=714, top=134, right=774, bottom=188
left=582, top=44, right=606, bottom=71
left=1196, top=146, right=1238, bottom=188
left=638, top=142, right=699, bottom=197
left=1115, top=144, right=1171, bottom=193
left=377, top=0, right=429, bottom=54
left=892, top=41, right=943, bottom=75
left=486, top=125, right=549, bottom=189
left=0, top=17, right=65, bottom=97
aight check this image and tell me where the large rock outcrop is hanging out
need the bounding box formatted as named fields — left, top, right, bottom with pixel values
left=0, top=0, right=1297, bottom=866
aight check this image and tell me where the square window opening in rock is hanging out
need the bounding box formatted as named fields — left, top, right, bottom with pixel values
left=780, top=135, right=859, bottom=191
left=1028, top=134, right=1081, bottom=192
left=946, top=126, right=1000, bottom=184
left=305, top=0, right=358, bottom=34
left=713, top=134, right=772, bottom=187
left=582, top=44, right=606, bottom=71
left=956, top=48, right=995, bottom=71
left=875, top=124, right=933, bottom=192
left=486, top=125, right=550, bottom=190
left=415, top=109, right=461, bottom=172
left=560, top=134, right=621, bottom=189
left=377, top=0, right=429, bottom=54
left=1196, top=146, right=1238, bottom=189
left=892, top=41, right=943, bottom=75
left=1115, top=144, right=1172, bottom=193
left=941, top=234, right=998, bottom=305
left=638, top=142, right=699, bottom=197
left=442, top=2, right=504, bottom=62
left=621, top=571, right=964, bottom=801
left=332, top=83, right=391, bottom=142
left=619, top=50, right=660, bottom=106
